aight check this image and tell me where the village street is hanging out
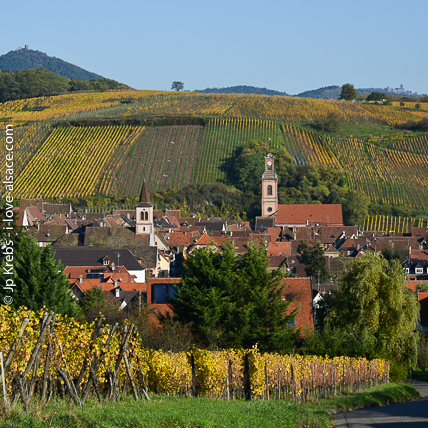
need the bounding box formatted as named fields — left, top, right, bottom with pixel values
left=334, top=381, right=428, bottom=427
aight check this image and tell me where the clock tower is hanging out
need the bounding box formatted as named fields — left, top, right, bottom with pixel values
left=261, top=153, right=278, bottom=217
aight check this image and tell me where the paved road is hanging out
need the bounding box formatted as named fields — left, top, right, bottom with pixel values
left=334, top=381, right=428, bottom=428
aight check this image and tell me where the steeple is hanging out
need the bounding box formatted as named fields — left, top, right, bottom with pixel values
left=136, top=178, right=154, bottom=245
left=139, top=178, right=150, bottom=204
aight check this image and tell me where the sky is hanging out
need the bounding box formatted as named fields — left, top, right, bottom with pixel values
left=2, top=0, right=428, bottom=95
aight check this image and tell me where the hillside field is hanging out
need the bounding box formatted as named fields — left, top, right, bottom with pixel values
left=1, top=90, right=428, bottom=212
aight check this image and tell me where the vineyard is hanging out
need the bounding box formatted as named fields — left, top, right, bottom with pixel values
left=0, top=307, right=389, bottom=410
left=1, top=89, right=428, bottom=208
left=363, top=214, right=428, bottom=233
left=12, top=125, right=144, bottom=199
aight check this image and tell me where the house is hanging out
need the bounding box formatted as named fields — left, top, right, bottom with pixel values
left=279, top=277, right=314, bottom=333
left=53, top=247, right=147, bottom=283
left=404, top=259, right=428, bottom=281
left=35, top=223, right=68, bottom=247
left=146, top=277, right=181, bottom=321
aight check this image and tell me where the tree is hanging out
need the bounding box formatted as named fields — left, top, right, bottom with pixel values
left=0, top=226, right=78, bottom=316
left=171, top=81, right=184, bottom=91
left=324, top=252, right=420, bottom=372
left=339, top=83, right=357, bottom=101
left=316, top=112, right=342, bottom=133
left=170, top=241, right=298, bottom=351
left=366, top=92, right=386, bottom=102
left=297, top=241, right=330, bottom=283
left=342, top=189, right=370, bottom=226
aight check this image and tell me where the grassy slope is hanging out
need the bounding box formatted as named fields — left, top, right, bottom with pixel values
left=0, top=383, right=420, bottom=428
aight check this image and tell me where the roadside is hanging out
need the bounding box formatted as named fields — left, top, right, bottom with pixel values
left=334, top=380, right=428, bottom=428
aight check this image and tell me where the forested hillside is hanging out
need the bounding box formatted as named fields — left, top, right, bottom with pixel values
left=0, top=48, right=102, bottom=79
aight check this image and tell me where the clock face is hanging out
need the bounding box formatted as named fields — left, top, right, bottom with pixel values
left=267, top=161, right=272, bottom=167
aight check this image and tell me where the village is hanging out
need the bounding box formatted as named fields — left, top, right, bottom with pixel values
left=13, top=154, right=428, bottom=337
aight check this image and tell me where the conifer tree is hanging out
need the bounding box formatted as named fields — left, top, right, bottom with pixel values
left=170, top=241, right=298, bottom=351
left=0, top=224, right=77, bottom=316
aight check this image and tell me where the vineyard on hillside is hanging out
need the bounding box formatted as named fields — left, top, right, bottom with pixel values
left=13, top=125, right=144, bottom=199
left=363, top=214, right=428, bottom=234
left=105, top=125, right=206, bottom=196
left=1, top=89, right=428, bottom=209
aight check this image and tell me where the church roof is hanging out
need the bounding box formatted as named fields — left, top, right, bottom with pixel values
left=139, top=179, right=150, bottom=203
left=276, top=204, right=343, bottom=226
left=137, top=179, right=153, bottom=208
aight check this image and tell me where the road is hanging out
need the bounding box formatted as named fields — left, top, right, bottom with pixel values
left=334, top=381, right=428, bottom=428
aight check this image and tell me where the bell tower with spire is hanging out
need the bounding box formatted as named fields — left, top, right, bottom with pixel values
left=136, top=178, right=154, bottom=245
left=261, top=153, right=278, bottom=217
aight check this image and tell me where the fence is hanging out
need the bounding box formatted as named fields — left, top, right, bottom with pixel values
left=0, top=309, right=389, bottom=410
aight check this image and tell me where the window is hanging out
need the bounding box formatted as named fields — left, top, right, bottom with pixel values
left=267, top=207, right=273, bottom=212
left=152, top=283, right=177, bottom=303
left=416, top=268, right=423, bottom=274
left=267, top=185, right=272, bottom=195
left=140, top=211, right=149, bottom=221
left=287, top=318, right=295, bottom=327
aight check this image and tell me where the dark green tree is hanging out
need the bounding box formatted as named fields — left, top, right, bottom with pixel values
left=0, top=226, right=77, bottom=316
left=366, top=92, right=386, bottom=102
left=171, top=81, right=184, bottom=91
left=339, top=83, right=357, bottom=101
left=342, top=189, right=370, bottom=226
left=297, top=241, right=330, bottom=283
left=316, top=112, right=342, bottom=133
left=170, top=241, right=298, bottom=351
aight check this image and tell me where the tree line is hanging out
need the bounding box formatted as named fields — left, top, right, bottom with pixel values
left=0, top=68, right=128, bottom=103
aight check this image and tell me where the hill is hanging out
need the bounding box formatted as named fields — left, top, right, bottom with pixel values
left=0, top=68, right=130, bottom=103
left=1, top=90, right=428, bottom=216
left=296, top=85, right=419, bottom=100
left=196, top=85, right=288, bottom=96
left=0, top=47, right=103, bottom=80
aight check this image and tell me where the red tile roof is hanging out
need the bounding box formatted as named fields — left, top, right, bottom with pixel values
left=410, top=250, right=428, bottom=261
left=279, top=277, right=314, bottom=332
left=267, top=227, right=282, bottom=242
left=276, top=204, right=343, bottom=226
left=267, top=241, right=291, bottom=257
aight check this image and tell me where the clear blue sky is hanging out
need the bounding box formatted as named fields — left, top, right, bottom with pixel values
left=3, top=0, right=427, bottom=95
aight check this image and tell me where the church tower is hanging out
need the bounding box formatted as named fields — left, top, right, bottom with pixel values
left=136, top=178, right=154, bottom=246
left=261, top=153, right=278, bottom=217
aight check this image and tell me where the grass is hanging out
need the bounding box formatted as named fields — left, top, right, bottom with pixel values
left=0, top=383, right=419, bottom=428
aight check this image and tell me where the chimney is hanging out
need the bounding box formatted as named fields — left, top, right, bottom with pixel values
left=79, top=275, right=82, bottom=284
